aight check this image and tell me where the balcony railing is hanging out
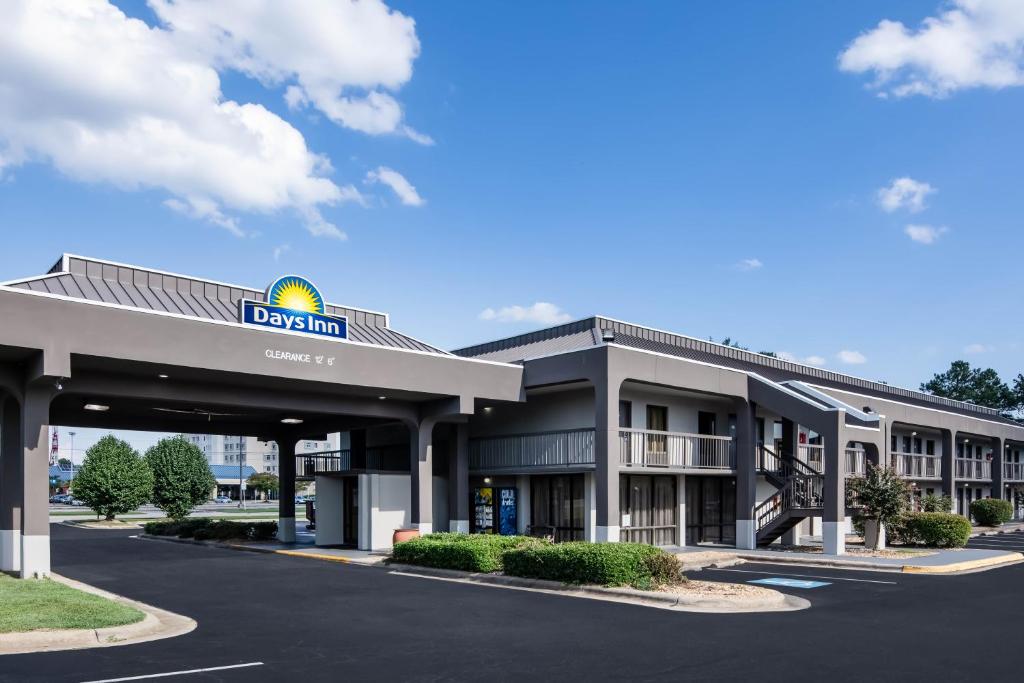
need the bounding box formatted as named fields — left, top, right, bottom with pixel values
left=845, top=448, right=866, bottom=477
left=297, top=450, right=351, bottom=479
left=798, top=444, right=824, bottom=473
left=890, top=452, right=942, bottom=480
left=619, top=429, right=734, bottom=470
left=296, top=445, right=408, bottom=479
left=1005, top=462, right=1024, bottom=482
left=470, top=429, right=595, bottom=471
left=956, top=458, right=991, bottom=481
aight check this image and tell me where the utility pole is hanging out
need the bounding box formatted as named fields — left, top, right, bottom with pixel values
left=239, top=438, right=247, bottom=511
left=68, top=431, right=76, bottom=494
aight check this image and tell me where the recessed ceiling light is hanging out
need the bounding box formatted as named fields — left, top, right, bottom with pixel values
left=483, top=406, right=493, bottom=413
left=158, top=374, right=169, bottom=379
left=281, top=417, right=303, bottom=424
left=84, top=403, right=110, bottom=412
left=378, top=396, right=387, bottom=400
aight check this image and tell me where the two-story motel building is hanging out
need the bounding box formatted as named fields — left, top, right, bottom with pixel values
left=1, top=255, right=1022, bottom=578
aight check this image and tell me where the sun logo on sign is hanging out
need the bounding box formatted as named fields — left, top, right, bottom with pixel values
left=266, top=276, right=325, bottom=315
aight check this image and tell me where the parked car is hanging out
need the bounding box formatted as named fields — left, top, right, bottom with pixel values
left=68, top=497, right=87, bottom=507
left=214, top=495, right=231, bottom=504
left=49, top=494, right=70, bottom=504
left=294, top=495, right=307, bottom=504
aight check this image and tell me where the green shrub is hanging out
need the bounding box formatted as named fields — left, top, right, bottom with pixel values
left=921, top=494, right=953, bottom=513
left=72, top=436, right=153, bottom=520
left=143, top=518, right=211, bottom=537
left=144, top=519, right=276, bottom=541
left=970, top=498, right=1013, bottom=527
left=145, top=436, right=216, bottom=520
left=391, top=533, right=543, bottom=573
left=502, top=542, right=682, bottom=590
left=907, top=512, right=971, bottom=548
left=885, top=515, right=915, bottom=545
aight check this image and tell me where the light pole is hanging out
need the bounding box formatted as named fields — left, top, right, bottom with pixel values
left=68, top=431, right=76, bottom=494
left=239, top=438, right=247, bottom=511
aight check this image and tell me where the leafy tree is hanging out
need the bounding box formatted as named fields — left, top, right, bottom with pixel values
left=145, top=436, right=216, bottom=520
left=72, top=436, right=153, bottom=520
left=920, top=360, right=1018, bottom=412
left=848, top=465, right=912, bottom=550
left=57, top=457, right=73, bottom=470
left=247, top=472, right=279, bottom=498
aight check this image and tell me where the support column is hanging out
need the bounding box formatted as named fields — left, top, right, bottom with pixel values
left=277, top=437, right=296, bottom=543
left=941, top=430, right=956, bottom=503
left=780, top=417, right=801, bottom=546
left=734, top=399, right=757, bottom=550
left=21, top=387, right=51, bottom=578
left=409, top=419, right=435, bottom=535
left=822, top=412, right=846, bottom=556
left=0, top=395, right=22, bottom=573
left=594, top=379, right=620, bottom=542
left=447, top=424, right=469, bottom=533
left=991, top=436, right=1004, bottom=502
left=349, top=429, right=367, bottom=470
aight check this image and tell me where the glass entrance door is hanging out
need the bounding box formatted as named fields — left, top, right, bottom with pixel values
left=685, top=476, right=736, bottom=545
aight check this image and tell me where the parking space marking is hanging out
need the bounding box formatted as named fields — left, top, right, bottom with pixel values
left=711, top=568, right=898, bottom=585
left=81, top=662, right=264, bottom=682
left=749, top=577, right=830, bottom=589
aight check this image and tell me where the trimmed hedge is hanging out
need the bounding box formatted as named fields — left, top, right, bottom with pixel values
left=502, top=542, right=683, bottom=590
left=906, top=512, right=972, bottom=548
left=391, top=533, right=546, bottom=573
left=144, top=519, right=277, bottom=541
left=970, top=498, right=1013, bottom=527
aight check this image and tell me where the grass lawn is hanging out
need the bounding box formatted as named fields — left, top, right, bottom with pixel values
left=0, top=574, right=144, bottom=633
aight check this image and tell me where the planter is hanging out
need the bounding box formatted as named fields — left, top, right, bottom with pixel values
left=863, top=519, right=886, bottom=550
left=393, top=528, right=421, bottom=545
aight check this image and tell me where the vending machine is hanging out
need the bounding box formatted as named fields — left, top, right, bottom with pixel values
left=472, top=486, right=517, bottom=535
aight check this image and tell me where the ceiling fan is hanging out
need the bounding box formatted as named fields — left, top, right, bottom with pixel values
left=153, top=407, right=247, bottom=422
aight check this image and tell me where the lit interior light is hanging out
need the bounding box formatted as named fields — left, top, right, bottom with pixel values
left=281, top=417, right=304, bottom=425
left=84, top=403, right=109, bottom=412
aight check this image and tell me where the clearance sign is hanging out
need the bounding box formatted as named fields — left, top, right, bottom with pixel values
left=240, top=276, right=348, bottom=340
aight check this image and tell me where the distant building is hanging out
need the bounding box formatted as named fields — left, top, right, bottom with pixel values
left=186, top=433, right=341, bottom=476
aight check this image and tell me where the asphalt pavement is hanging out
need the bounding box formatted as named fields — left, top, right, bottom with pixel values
left=2, top=525, right=1021, bottom=682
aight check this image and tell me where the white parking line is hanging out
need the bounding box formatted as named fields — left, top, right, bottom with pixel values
left=967, top=543, right=1024, bottom=550
left=709, top=568, right=898, bottom=585
left=81, top=662, right=264, bottom=682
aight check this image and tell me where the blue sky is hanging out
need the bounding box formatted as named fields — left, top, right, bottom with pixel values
left=2, top=0, right=1022, bottom=420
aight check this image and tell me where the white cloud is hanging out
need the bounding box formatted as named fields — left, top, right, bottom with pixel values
left=837, top=349, right=868, bottom=365
left=839, top=0, right=1024, bottom=98
left=365, top=166, right=425, bottom=206
left=273, top=244, right=291, bottom=261
left=0, top=0, right=368, bottom=238
left=777, top=352, right=827, bottom=367
left=964, top=343, right=993, bottom=354
left=150, top=0, right=430, bottom=143
left=877, top=177, right=935, bottom=212
left=735, top=258, right=763, bottom=271
left=904, top=224, right=949, bottom=244
left=479, top=303, right=572, bottom=325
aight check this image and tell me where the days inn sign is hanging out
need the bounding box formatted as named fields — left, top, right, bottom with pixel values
left=240, top=276, right=348, bottom=340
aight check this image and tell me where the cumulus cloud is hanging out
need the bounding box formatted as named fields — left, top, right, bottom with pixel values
left=273, top=244, right=291, bottom=261
left=778, top=352, right=828, bottom=367
left=839, top=0, right=1024, bottom=98
left=0, top=0, right=377, bottom=239
left=837, top=350, right=868, bottom=365
left=735, top=258, right=763, bottom=271
left=905, top=224, right=949, bottom=244
left=366, top=166, right=425, bottom=206
left=479, top=303, right=573, bottom=325
left=150, top=0, right=431, bottom=143
left=964, top=343, right=993, bottom=354
left=878, top=177, right=935, bottom=212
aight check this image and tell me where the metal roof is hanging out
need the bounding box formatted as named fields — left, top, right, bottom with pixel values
left=210, top=464, right=258, bottom=479
left=4, top=255, right=447, bottom=355
left=454, top=316, right=1019, bottom=425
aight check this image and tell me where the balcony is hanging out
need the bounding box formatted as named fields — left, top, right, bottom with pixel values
left=845, top=448, right=866, bottom=477
left=296, top=445, right=407, bottom=479
left=470, top=429, right=595, bottom=472
left=619, top=429, right=734, bottom=471
left=956, top=458, right=992, bottom=481
left=1004, top=462, right=1024, bottom=482
left=798, top=444, right=824, bottom=473
left=890, top=452, right=942, bottom=480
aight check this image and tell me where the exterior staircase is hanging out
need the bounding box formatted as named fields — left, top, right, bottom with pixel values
left=754, top=445, right=825, bottom=547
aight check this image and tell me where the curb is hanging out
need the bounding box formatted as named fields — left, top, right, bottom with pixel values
left=384, top=563, right=810, bottom=614
left=733, top=550, right=1024, bottom=574
left=137, top=534, right=387, bottom=566
left=0, top=574, right=196, bottom=656
left=732, top=552, right=907, bottom=572
left=901, top=552, right=1024, bottom=574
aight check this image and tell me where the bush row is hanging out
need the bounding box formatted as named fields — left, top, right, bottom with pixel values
left=888, top=512, right=971, bottom=548
left=144, top=518, right=277, bottom=541
left=969, top=498, right=1013, bottom=527
left=391, top=534, right=684, bottom=589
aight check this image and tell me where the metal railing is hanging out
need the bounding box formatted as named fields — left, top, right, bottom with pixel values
left=955, top=458, right=991, bottom=481
left=1005, top=462, right=1024, bottom=482
left=296, top=445, right=408, bottom=479
left=297, top=450, right=351, bottom=479
left=754, top=474, right=825, bottom=533
left=889, top=452, right=942, bottom=480
left=619, top=429, right=734, bottom=470
left=845, top=449, right=866, bottom=477
left=470, top=428, right=595, bottom=471
left=798, top=444, right=824, bottom=473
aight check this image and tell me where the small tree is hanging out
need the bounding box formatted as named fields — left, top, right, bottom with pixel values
left=146, top=436, right=216, bottom=520
left=848, top=464, right=912, bottom=550
left=920, top=493, right=953, bottom=513
left=247, top=472, right=279, bottom=499
left=72, top=436, right=153, bottom=520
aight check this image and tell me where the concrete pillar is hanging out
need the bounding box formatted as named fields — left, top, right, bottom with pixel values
left=941, top=430, right=956, bottom=502
left=314, top=476, right=344, bottom=547
left=447, top=425, right=469, bottom=533
left=735, top=399, right=757, bottom=550
left=516, top=474, right=531, bottom=535
left=0, top=395, right=23, bottom=573
left=676, top=474, right=686, bottom=547
left=409, top=419, right=434, bottom=535
left=20, top=388, right=51, bottom=578
left=991, top=436, right=1004, bottom=503
left=822, top=411, right=846, bottom=556
left=350, top=429, right=367, bottom=470
left=780, top=418, right=798, bottom=457
left=584, top=471, right=596, bottom=542
left=594, top=380, right=620, bottom=542
left=277, top=437, right=297, bottom=543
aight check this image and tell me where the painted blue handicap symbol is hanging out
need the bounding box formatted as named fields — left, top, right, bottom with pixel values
left=749, top=577, right=831, bottom=589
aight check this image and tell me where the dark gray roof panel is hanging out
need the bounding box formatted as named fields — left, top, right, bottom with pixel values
left=454, top=316, right=1015, bottom=424
left=7, top=256, right=445, bottom=355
